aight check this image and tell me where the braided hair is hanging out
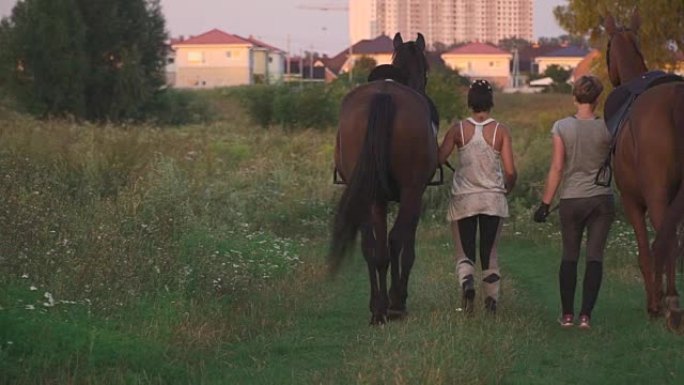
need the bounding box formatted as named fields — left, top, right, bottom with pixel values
left=467, top=79, right=494, bottom=113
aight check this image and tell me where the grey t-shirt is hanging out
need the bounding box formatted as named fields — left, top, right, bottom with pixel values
left=551, top=116, right=613, bottom=199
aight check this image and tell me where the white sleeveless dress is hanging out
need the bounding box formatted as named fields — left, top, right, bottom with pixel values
left=447, top=117, right=509, bottom=221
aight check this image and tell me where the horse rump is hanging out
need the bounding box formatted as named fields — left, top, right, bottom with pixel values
left=329, top=92, right=396, bottom=273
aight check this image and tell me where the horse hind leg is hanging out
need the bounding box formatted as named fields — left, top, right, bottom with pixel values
left=622, top=196, right=660, bottom=316
left=388, top=189, right=422, bottom=319
left=362, top=202, right=389, bottom=325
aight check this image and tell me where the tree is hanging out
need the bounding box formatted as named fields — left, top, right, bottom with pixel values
left=542, top=64, right=572, bottom=93
left=426, top=67, right=468, bottom=124
left=498, top=37, right=531, bottom=51
left=349, top=56, right=377, bottom=84
left=0, top=0, right=167, bottom=121
left=1, top=0, right=88, bottom=117
left=553, top=0, right=684, bottom=69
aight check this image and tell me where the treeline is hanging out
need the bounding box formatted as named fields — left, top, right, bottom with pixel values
left=226, top=68, right=469, bottom=130
left=0, top=0, right=189, bottom=123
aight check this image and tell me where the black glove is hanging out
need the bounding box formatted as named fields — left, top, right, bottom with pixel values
left=533, top=202, right=550, bottom=223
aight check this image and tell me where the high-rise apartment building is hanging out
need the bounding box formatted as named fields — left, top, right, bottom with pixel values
left=349, top=0, right=533, bottom=47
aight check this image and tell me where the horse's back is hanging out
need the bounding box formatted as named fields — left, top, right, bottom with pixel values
left=336, top=81, right=437, bottom=187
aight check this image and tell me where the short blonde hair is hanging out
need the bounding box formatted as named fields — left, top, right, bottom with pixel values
left=573, top=75, right=603, bottom=104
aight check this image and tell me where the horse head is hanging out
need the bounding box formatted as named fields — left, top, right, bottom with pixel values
left=603, top=10, right=648, bottom=86
left=392, top=32, right=429, bottom=92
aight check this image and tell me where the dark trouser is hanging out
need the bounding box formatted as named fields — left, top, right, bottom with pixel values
left=452, top=214, right=502, bottom=301
left=558, top=195, right=615, bottom=317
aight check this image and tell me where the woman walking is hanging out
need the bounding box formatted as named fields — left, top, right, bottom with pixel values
left=439, top=79, right=517, bottom=313
left=534, top=75, right=615, bottom=329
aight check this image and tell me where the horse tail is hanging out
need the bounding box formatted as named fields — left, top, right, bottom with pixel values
left=329, top=93, right=395, bottom=274
left=652, top=85, right=684, bottom=267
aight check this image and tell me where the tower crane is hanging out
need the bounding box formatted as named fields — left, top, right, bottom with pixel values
left=297, top=3, right=352, bottom=81
left=297, top=4, right=348, bottom=11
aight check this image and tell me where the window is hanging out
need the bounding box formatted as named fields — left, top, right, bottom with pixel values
left=187, top=52, right=204, bottom=63
left=226, top=51, right=232, bottom=58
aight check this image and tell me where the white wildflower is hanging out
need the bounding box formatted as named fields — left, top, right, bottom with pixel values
left=29, top=285, right=37, bottom=291
left=21, top=273, right=29, bottom=279
left=25, top=304, right=35, bottom=310
left=43, top=292, right=55, bottom=307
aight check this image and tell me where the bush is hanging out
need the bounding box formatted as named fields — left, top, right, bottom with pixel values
left=143, top=89, right=215, bottom=126
left=426, top=69, right=469, bottom=125
left=230, top=83, right=346, bottom=130
left=230, top=85, right=276, bottom=128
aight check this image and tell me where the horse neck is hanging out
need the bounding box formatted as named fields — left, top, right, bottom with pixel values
left=395, top=68, right=424, bottom=93
left=617, top=52, right=648, bottom=84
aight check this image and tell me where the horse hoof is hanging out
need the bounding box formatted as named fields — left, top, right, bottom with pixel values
left=369, top=314, right=388, bottom=326
left=666, top=309, right=683, bottom=333
left=647, top=307, right=663, bottom=319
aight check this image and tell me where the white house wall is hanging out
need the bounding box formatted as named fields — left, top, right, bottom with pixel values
left=174, top=44, right=252, bottom=88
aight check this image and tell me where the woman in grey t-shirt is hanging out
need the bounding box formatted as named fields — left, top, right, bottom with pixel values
left=534, top=75, right=615, bottom=329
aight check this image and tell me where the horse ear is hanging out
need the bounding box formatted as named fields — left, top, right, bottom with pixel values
left=416, top=33, right=426, bottom=51
left=604, top=13, right=617, bottom=35
left=393, top=33, right=403, bottom=49
left=630, top=9, right=641, bottom=32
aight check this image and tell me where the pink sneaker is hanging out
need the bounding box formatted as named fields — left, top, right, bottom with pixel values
left=558, top=314, right=574, bottom=328
left=578, top=315, right=591, bottom=329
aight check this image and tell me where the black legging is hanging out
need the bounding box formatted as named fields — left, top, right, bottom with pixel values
left=457, top=214, right=501, bottom=270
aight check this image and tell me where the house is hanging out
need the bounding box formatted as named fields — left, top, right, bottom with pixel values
left=316, top=35, right=448, bottom=83
left=534, top=46, right=590, bottom=75
left=516, top=43, right=565, bottom=74
left=283, top=56, right=330, bottom=82
left=171, top=29, right=285, bottom=88
left=441, top=42, right=512, bottom=88
left=322, top=35, right=395, bottom=79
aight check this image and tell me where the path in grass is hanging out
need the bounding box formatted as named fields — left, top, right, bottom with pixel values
left=3, top=226, right=683, bottom=384
left=225, top=226, right=684, bottom=385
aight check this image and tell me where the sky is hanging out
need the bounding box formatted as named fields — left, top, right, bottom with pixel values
left=0, top=0, right=566, bottom=56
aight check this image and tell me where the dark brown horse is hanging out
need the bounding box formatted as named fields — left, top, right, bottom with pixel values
left=330, top=33, right=438, bottom=324
left=604, top=11, right=684, bottom=329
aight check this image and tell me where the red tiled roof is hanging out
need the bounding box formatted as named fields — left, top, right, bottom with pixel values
left=351, top=35, right=394, bottom=54
left=174, top=29, right=251, bottom=45
left=444, top=42, right=509, bottom=55
left=320, top=52, right=348, bottom=74
left=237, top=35, right=284, bottom=53
left=321, top=35, right=394, bottom=75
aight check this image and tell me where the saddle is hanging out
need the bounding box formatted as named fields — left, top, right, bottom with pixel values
left=596, top=71, right=684, bottom=186
left=604, top=71, right=683, bottom=138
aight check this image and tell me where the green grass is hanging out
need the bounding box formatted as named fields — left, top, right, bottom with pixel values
left=4, top=225, right=683, bottom=384
left=2, top=91, right=684, bottom=384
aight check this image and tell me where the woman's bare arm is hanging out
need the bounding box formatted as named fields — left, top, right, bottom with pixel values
left=541, top=134, right=565, bottom=204
left=499, top=125, right=517, bottom=194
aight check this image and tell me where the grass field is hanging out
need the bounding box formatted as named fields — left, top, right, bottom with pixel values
left=1, top=91, right=683, bottom=384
